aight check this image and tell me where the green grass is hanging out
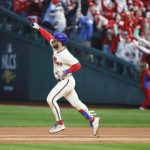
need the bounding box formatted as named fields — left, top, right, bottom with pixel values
left=0, top=144, right=150, bottom=150
left=0, top=104, right=150, bottom=127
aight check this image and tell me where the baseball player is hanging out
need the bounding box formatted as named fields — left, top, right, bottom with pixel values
left=32, top=22, right=100, bottom=136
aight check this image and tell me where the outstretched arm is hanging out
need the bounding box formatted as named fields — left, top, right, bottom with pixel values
left=32, top=22, right=53, bottom=42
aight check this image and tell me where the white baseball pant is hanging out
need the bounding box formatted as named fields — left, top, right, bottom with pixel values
left=47, top=76, right=89, bottom=121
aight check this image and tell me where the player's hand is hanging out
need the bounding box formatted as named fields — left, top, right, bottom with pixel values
left=55, top=70, right=66, bottom=80
left=32, top=22, right=40, bottom=30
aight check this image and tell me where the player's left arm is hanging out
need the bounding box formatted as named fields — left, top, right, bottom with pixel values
left=63, top=52, right=81, bottom=75
left=64, top=62, right=81, bottom=75
left=57, top=62, right=81, bottom=80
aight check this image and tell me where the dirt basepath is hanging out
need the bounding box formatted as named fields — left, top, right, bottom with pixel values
left=0, top=127, right=150, bottom=144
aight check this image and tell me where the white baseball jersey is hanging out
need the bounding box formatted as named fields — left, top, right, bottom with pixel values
left=50, top=39, right=79, bottom=80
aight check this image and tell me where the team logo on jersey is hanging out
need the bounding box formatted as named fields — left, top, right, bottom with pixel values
left=53, top=56, right=62, bottom=66
left=1, top=43, right=17, bottom=92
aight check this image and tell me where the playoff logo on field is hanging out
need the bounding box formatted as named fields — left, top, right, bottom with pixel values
left=1, top=43, right=17, bottom=92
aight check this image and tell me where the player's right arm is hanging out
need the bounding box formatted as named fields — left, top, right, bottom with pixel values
left=32, top=22, right=53, bottom=42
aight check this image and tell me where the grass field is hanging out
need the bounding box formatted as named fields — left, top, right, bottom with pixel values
left=0, top=104, right=150, bottom=150
left=0, top=105, right=150, bottom=127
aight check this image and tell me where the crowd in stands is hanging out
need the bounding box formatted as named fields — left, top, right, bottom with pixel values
left=1, top=0, right=150, bottom=69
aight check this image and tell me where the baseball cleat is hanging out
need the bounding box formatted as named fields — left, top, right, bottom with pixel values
left=91, top=117, right=100, bottom=136
left=49, top=124, right=65, bottom=134
left=89, top=110, right=97, bottom=116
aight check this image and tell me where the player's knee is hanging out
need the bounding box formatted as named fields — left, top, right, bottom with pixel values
left=46, top=96, right=53, bottom=106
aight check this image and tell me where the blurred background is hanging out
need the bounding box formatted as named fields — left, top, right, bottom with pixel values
left=0, top=0, right=150, bottom=108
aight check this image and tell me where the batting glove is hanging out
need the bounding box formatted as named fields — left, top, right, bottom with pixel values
left=55, top=70, right=66, bottom=80
left=32, top=22, right=40, bottom=30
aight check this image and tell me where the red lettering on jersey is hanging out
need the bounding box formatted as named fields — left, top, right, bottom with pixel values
left=53, top=56, right=62, bottom=66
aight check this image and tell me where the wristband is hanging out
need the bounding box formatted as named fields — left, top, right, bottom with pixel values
left=64, top=69, right=70, bottom=75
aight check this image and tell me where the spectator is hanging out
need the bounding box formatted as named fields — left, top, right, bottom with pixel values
left=144, top=11, right=150, bottom=41
left=123, top=10, right=135, bottom=36
left=42, top=0, right=66, bottom=32
left=115, top=31, right=142, bottom=67
left=99, top=0, right=118, bottom=20
left=13, top=0, right=31, bottom=17
left=87, top=0, right=108, bottom=50
left=133, top=26, right=150, bottom=54
left=102, top=28, right=114, bottom=54
left=102, top=14, right=123, bottom=54
left=116, top=0, right=128, bottom=13
left=27, top=0, right=44, bottom=23
left=77, top=14, right=93, bottom=46
left=87, top=0, right=108, bottom=30
left=139, top=62, right=150, bottom=110
left=64, top=0, right=81, bottom=35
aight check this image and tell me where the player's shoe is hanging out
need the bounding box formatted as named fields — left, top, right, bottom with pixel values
left=49, top=121, right=66, bottom=134
left=90, top=117, right=100, bottom=136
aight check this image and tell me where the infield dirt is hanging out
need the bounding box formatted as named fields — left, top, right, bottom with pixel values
left=0, top=127, right=150, bottom=144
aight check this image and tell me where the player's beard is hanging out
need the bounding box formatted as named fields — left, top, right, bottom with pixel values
left=52, top=42, right=59, bottom=49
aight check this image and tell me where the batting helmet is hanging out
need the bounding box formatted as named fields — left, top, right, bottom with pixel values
left=54, top=32, right=68, bottom=46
